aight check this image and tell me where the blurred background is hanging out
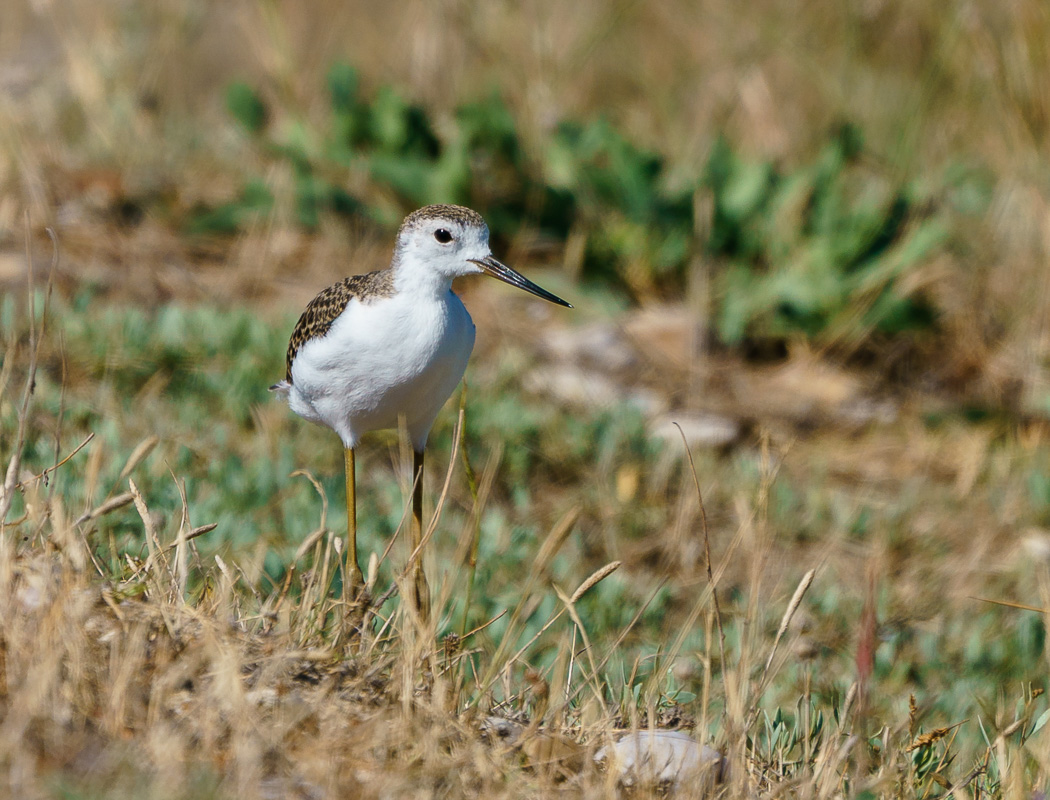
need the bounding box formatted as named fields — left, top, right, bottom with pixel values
left=2, top=0, right=1050, bottom=770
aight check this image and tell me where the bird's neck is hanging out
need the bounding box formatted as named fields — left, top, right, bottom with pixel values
left=390, top=255, right=455, bottom=300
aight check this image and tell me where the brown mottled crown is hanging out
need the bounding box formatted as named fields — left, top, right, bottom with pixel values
left=397, top=204, right=486, bottom=237
left=284, top=270, right=396, bottom=383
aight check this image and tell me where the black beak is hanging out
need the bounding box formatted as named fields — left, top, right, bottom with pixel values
left=468, top=256, right=573, bottom=308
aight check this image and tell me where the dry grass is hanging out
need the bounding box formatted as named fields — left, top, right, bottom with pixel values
left=2, top=267, right=1048, bottom=796
left=3, top=445, right=1044, bottom=798
left=3, top=1, right=1050, bottom=797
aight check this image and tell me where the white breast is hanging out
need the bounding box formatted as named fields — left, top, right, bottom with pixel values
left=287, top=289, right=476, bottom=450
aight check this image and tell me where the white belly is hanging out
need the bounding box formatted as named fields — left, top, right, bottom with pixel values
left=287, top=290, right=476, bottom=450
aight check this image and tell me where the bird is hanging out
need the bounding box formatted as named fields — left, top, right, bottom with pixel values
left=272, top=204, right=572, bottom=620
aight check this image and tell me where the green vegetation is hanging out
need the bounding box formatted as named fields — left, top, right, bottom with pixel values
left=197, top=67, right=958, bottom=360
left=705, top=126, right=949, bottom=348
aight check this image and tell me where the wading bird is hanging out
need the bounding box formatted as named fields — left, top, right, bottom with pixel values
left=273, top=205, right=571, bottom=618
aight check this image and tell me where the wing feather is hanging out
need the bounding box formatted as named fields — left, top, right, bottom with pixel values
left=284, top=270, right=395, bottom=383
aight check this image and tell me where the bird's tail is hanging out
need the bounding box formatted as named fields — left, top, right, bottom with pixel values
left=269, top=380, right=291, bottom=393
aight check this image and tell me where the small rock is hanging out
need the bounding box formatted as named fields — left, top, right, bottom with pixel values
left=526, top=366, right=668, bottom=414
left=595, top=730, right=724, bottom=790
left=524, top=366, right=622, bottom=409
left=650, top=413, right=741, bottom=449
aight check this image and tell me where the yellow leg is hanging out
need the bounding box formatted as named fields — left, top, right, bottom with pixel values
left=345, top=447, right=363, bottom=600
left=411, top=449, right=430, bottom=621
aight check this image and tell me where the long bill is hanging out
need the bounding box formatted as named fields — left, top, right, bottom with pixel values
left=469, top=256, right=573, bottom=308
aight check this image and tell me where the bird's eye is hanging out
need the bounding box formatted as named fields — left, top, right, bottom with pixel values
left=434, top=228, right=453, bottom=244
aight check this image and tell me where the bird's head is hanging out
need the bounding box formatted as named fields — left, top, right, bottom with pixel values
left=393, top=204, right=572, bottom=307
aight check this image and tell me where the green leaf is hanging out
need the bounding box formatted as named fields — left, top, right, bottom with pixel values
left=327, top=62, right=359, bottom=112
left=720, top=160, right=773, bottom=223
left=368, top=154, right=435, bottom=207
left=1032, top=707, right=1050, bottom=736
left=226, top=82, right=268, bottom=134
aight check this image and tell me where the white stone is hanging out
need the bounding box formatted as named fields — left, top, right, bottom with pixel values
left=650, top=413, right=741, bottom=449
left=595, top=730, right=724, bottom=789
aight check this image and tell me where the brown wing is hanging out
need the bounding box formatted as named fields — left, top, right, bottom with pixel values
left=284, top=270, right=395, bottom=383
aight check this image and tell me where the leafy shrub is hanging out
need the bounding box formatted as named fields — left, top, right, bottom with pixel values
left=198, top=65, right=952, bottom=354
left=707, top=125, right=947, bottom=348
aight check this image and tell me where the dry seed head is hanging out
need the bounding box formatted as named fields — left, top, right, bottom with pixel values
left=443, top=632, right=461, bottom=658
left=905, top=726, right=955, bottom=752
left=535, top=508, right=579, bottom=572
left=571, top=560, right=621, bottom=603
left=119, top=436, right=159, bottom=481
left=76, top=491, right=134, bottom=524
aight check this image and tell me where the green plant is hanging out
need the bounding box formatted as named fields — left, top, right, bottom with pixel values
left=707, top=125, right=948, bottom=351
left=198, top=68, right=956, bottom=360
